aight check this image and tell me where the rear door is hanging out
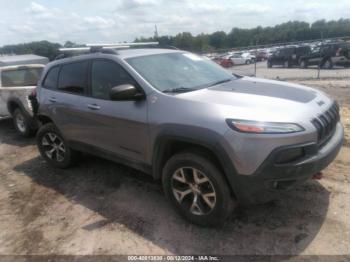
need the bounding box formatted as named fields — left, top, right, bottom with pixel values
left=272, top=50, right=283, bottom=65
left=39, top=60, right=90, bottom=142
left=74, top=59, right=149, bottom=163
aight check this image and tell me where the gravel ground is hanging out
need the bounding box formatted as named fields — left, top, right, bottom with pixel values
left=0, top=69, right=349, bottom=256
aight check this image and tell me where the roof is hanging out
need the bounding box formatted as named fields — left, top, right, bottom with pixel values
left=48, top=48, right=182, bottom=67
left=116, top=48, right=181, bottom=59
left=0, top=54, right=49, bottom=67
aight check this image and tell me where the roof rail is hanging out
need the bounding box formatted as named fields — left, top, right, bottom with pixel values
left=58, top=45, right=130, bottom=52
left=55, top=42, right=174, bottom=60
left=86, top=42, right=159, bottom=47
left=56, top=44, right=131, bottom=60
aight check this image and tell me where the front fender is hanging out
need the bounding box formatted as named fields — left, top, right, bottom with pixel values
left=151, top=124, right=241, bottom=198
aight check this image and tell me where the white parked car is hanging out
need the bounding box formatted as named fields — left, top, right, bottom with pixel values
left=241, top=52, right=256, bottom=62
left=228, top=52, right=253, bottom=65
left=0, top=54, right=48, bottom=136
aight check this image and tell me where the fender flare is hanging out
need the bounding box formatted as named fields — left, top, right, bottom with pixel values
left=7, top=97, right=27, bottom=115
left=7, top=97, right=37, bottom=129
left=151, top=125, right=241, bottom=197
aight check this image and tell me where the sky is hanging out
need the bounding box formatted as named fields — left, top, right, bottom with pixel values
left=0, top=0, right=350, bottom=46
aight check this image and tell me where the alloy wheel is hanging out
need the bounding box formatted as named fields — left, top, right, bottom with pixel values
left=15, top=113, right=26, bottom=133
left=171, top=167, right=216, bottom=215
left=41, top=132, right=66, bottom=162
left=324, top=60, right=331, bottom=69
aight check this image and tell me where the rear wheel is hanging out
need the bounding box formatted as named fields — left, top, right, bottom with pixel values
left=37, top=123, right=78, bottom=168
left=300, top=60, right=307, bottom=69
left=162, top=151, right=235, bottom=226
left=13, top=108, right=34, bottom=137
left=284, top=60, right=290, bottom=68
left=323, top=59, right=333, bottom=69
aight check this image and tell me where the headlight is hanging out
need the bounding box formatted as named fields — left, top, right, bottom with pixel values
left=226, top=119, right=304, bottom=134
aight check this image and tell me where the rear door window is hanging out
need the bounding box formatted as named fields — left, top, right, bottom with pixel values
left=1, top=67, right=43, bottom=87
left=58, top=61, right=88, bottom=95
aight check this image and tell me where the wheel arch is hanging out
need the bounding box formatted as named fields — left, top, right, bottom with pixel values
left=36, top=114, right=54, bottom=125
left=7, top=97, right=25, bottom=115
left=152, top=133, right=239, bottom=198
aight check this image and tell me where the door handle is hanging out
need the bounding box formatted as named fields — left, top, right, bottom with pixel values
left=87, top=104, right=101, bottom=110
left=49, top=97, right=57, bottom=103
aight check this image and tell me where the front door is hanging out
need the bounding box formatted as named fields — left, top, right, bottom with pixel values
left=77, top=59, right=149, bottom=163
left=308, top=47, right=322, bottom=65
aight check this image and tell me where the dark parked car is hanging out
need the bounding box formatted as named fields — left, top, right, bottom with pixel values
left=255, top=51, right=268, bottom=62
left=267, top=46, right=311, bottom=68
left=299, top=42, right=350, bottom=69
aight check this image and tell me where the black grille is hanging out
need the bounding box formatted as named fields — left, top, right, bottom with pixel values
left=311, top=102, right=340, bottom=146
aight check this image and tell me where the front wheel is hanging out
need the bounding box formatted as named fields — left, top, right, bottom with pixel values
left=162, top=151, right=235, bottom=227
left=37, top=123, right=78, bottom=168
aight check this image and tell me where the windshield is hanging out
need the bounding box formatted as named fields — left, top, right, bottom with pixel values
left=126, top=52, right=235, bottom=92
left=1, top=67, right=43, bottom=87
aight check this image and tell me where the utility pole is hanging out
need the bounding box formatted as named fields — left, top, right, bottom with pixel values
left=317, top=31, right=324, bottom=79
left=154, top=24, right=159, bottom=40
left=254, top=39, right=258, bottom=77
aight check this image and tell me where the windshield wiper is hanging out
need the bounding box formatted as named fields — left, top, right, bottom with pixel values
left=208, top=78, right=233, bottom=87
left=162, top=87, right=197, bottom=93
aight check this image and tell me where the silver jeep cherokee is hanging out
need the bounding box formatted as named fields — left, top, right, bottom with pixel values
left=34, top=46, right=343, bottom=226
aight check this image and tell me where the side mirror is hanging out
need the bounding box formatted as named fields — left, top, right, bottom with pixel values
left=109, top=84, right=144, bottom=101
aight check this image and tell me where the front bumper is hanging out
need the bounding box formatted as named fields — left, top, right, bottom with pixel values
left=234, top=122, right=344, bottom=205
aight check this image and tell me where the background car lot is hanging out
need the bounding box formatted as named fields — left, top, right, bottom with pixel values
left=0, top=66, right=349, bottom=255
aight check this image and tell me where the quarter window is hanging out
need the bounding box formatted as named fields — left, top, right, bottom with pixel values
left=58, top=61, right=88, bottom=94
left=43, top=66, right=59, bottom=90
left=91, top=60, right=136, bottom=99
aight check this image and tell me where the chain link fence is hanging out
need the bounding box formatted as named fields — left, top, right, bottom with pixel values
left=204, top=36, right=350, bottom=81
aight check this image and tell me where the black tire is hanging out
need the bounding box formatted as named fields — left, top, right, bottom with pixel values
left=283, top=60, right=290, bottom=68
left=12, top=108, right=34, bottom=137
left=245, top=60, right=251, bottom=65
left=162, top=151, right=235, bottom=227
left=36, top=123, right=78, bottom=168
left=300, top=60, right=307, bottom=69
left=323, top=59, right=333, bottom=69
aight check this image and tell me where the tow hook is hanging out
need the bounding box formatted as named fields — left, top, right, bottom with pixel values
left=312, top=172, right=323, bottom=180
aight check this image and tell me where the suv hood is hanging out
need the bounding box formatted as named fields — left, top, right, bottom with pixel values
left=177, top=77, right=332, bottom=123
